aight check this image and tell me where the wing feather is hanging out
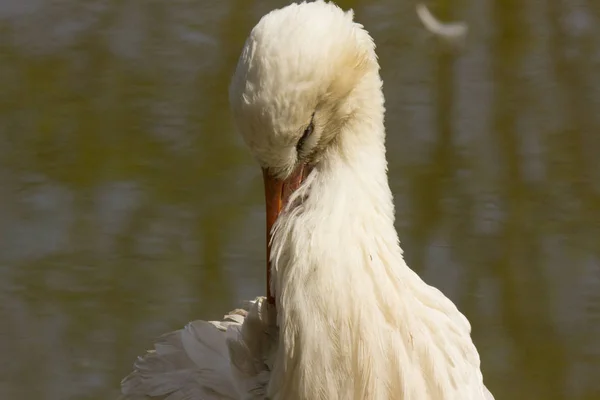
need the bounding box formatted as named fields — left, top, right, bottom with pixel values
left=120, top=297, right=275, bottom=400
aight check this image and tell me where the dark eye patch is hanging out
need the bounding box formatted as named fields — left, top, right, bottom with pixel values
left=296, top=112, right=315, bottom=152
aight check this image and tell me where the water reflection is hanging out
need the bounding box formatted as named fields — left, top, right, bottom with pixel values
left=0, top=0, right=598, bottom=399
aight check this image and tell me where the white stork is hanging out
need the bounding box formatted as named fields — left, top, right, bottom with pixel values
left=120, top=1, right=493, bottom=399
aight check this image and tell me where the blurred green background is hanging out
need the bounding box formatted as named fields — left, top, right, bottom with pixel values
left=0, top=0, right=599, bottom=399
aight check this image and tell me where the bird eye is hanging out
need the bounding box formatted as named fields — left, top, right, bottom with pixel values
left=296, top=114, right=315, bottom=152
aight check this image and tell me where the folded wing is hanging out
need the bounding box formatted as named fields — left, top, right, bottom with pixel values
left=120, top=297, right=276, bottom=400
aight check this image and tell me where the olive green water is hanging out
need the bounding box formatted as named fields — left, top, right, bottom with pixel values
left=1, top=1, right=599, bottom=399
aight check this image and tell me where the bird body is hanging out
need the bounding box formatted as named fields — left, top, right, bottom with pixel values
left=121, top=2, right=493, bottom=399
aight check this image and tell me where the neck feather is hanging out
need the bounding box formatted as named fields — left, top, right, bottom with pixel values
left=266, top=73, right=487, bottom=400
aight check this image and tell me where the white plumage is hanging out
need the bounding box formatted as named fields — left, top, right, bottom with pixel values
left=120, top=1, right=494, bottom=399
left=121, top=298, right=275, bottom=399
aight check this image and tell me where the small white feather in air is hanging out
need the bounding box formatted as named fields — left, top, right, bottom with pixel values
left=416, top=3, right=468, bottom=45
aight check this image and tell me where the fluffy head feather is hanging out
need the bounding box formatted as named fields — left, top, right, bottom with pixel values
left=229, top=0, right=377, bottom=179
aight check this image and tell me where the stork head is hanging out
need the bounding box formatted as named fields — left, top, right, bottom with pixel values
left=228, top=1, right=380, bottom=302
left=230, top=1, right=378, bottom=179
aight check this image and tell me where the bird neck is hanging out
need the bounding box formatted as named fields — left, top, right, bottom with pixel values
left=269, top=68, right=407, bottom=317
left=269, top=70, right=404, bottom=311
left=266, top=72, right=485, bottom=399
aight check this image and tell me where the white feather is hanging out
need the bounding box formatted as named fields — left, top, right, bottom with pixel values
left=120, top=298, right=275, bottom=400
left=416, top=3, right=468, bottom=45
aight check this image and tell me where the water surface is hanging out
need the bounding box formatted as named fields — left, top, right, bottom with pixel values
left=0, top=1, right=599, bottom=399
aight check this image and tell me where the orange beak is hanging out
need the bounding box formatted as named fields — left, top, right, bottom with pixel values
left=262, top=163, right=311, bottom=306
